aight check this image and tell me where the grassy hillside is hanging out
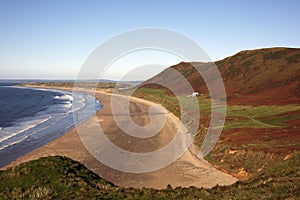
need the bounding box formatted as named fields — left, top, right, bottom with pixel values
left=133, top=47, right=300, bottom=182
left=141, top=47, right=300, bottom=105
left=217, top=48, right=300, bottom=98
left=0, top=155, right=299, bottom=199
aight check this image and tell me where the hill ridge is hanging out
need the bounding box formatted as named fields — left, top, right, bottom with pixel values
left=140, top=47, right=300, bottom=105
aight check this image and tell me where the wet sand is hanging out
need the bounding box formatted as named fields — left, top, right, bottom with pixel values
left=2, top=88, right=237, bottom=189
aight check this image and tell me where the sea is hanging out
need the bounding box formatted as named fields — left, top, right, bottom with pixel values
left=0, top=82, right=102, bottom=167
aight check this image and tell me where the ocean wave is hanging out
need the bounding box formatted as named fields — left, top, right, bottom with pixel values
left=63, top=102, right=72, bottom=109
left=0, top=93, right=86, bottom=151
left=0, top=136, right=28, bottom=151
left=0, top=87, right=102, bottom=165
left=54, top=93, right=75, bottom=110
left=54, top=94, right=73, bottom=102
left=67, top=93, right=86, bottom=114
left=0, top=116, right=52, bottom=144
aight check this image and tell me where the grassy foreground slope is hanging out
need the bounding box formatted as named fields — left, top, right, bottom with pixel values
left=0, top=155, right=299, bottom=199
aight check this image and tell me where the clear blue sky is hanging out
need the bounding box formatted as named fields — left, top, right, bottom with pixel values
left=0, top=0, right=299, bottom=80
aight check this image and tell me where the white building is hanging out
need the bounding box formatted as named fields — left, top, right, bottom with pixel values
left=192, top=92, right=199, bottom=97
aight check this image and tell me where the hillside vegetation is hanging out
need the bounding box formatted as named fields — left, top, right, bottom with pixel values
left=133, top=47, right=300, bottom=182
left=141, top=47, right=300, bottom=105
left=0, top=155, right=299, bottom=199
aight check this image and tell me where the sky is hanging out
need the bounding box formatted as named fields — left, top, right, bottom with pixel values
left=0, top=0, right=299, bottom=80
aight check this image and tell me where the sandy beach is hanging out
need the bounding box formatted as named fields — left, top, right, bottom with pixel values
left=2, top=87, right=237, bottom=189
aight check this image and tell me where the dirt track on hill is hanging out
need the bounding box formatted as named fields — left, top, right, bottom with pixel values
left=3, top=88, right=237, bottom=189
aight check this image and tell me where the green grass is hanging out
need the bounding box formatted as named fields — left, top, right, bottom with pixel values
left=0, top=155, right=299, bottom=199
left=137, top=88, right=167, bottom=96
left=260, top=114, right=299, bottom=127
left=135, top=87, right=300, bottom=129
left=133, top=88, right=213, bottom=129
left=133, top=88, right=181, bottom=117
left=0, top=156, right=115, bottom=199
left=225, top=105, right=300, bottom=128
left=136, top=88, right=181, bottom=105
left=227, top=105, right=300, bottom=118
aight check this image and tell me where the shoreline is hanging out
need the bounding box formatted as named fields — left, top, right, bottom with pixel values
left=0, top=86, right=100, bottom=167
left=2, top=85, right=237, bottom=189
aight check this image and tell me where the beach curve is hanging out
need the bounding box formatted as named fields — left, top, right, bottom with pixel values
left=2, top=86, right=237, bottom=189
